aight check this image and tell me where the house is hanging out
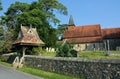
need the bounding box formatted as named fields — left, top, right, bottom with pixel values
left=62, top=16, right=120, bottom=51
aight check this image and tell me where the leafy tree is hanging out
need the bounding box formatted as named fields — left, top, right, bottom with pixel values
left=0, top=26, right=14, bottom=54
left=38, top=0, right=68, bottom=24
left=1, top=0, right=68, bottom=48
left=56, top=24, right=68, bottom=40
left=56, top=41, right=72, bottom=57
left=0, top=0, right=2, bottom=10
left=4, top=2, right=30, bottom=29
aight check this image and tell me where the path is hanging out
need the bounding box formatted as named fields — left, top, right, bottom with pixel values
left=0, top=64, right=43, bottom=79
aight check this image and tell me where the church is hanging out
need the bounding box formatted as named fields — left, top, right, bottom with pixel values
left=62, top=15, right=120, bottom=51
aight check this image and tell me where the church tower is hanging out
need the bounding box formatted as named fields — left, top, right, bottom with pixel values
left=68, top=15, right=75, bottom=26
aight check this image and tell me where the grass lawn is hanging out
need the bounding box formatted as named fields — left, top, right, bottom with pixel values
left=0, top=61, right=82, bottom=79
left=78, top=51, right=120, bottom=58
left=38, top=50, right=120, bottom=59
left=40, top=52, right=56, bottom=57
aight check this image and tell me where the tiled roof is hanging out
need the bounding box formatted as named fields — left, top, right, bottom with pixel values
left=63, top=24, right=101, bottom=38
left=14, top=26, right=45, bottom=46
left=65, top=36, right=102, bottom=44
left=63, top=24, right=102, bottom=43
left=102, top=28, right=120, bottom=39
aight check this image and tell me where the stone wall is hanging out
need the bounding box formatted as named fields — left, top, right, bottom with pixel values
left=0, top=54, right=17, bottom=64
left=24, top=55, right=120, bottom=79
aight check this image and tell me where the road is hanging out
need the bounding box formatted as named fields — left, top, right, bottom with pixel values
left=0, top=64, right=43, bottom=79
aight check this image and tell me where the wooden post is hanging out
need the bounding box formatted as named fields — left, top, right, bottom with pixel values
left=22, top=47, right=27, bottom=57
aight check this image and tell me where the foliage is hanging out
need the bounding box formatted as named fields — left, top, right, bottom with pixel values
left=0, top=27, right=14, bottom=54
left=38, top=0, right=68, bottom=24
left=0, top=0, right=2, bottom=10
left=32, top=47, right=45, bottom=55
left=56, top=41, right=73, bottom=57
left=32, top=47, right=57, bottom=56
left=1, top=0, right=68, bottom=48
left=56, top=24, right=68, bottom=40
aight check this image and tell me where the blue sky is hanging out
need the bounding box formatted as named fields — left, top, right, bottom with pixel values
left=1, top=0, right=120, bottom=28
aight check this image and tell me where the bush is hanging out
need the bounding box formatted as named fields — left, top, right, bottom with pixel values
left=32, top=47, right=45, bottom=55
left=56, top=41, right=73, bottom=57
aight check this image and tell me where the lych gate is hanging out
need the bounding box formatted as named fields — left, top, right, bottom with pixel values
left=13, top=25, right=45, bottom=68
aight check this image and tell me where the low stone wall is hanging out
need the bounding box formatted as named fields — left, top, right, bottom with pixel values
left=24, top=55, right=120, bottom=79
left=0, top=54, right=17, bottom=63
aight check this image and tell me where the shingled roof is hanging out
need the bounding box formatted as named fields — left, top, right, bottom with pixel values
left=14, top=25, right=45, bottom=46
left=102, top=28, right=120, bottom=39
left=63, top=24, right=102, bottom=43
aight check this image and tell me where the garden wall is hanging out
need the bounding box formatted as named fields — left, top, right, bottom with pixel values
left=24, top=55, right=120, bottom=79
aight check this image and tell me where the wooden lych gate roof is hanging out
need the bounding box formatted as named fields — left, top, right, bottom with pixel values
left=14, top=25, right=45, bottom=46
left=63, top=24, right=102, bottom=43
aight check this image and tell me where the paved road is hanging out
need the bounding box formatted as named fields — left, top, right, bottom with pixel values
left=0, top=64, right=43, bottom=79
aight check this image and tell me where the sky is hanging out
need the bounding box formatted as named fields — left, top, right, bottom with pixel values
left=1, top=0, right=120, bottom=28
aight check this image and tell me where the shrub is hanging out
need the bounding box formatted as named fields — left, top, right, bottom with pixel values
left=56, top=41, right=73, bottom=57
left=32, top=47, right=45, bottom=55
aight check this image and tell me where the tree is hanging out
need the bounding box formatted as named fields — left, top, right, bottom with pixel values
left=1, top=0, right=68, bottom=48
left=0, top=0, right=2, bottom=10
left=38, top=0, right=68, bottom=24
left=56, top=24, right=68, bottom=40
left=4, top=2, right=30, bottom=29
left=56, top=41, right=72, bottom=57
left=0, top=26, right=14, bottom=54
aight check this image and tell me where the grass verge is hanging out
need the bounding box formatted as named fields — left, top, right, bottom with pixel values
left=0, top=61, right=12, bottom=67
left=18, top=67, right=82, bottom=79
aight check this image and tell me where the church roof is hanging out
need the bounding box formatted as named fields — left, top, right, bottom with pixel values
left=63, top=24, right=102, bottom=43
left=13, top=25, right=45, bottom=46
left=102, top=28, right=120, bottom=39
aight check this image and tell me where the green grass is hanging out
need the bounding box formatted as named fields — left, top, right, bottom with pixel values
left=37, top=50, right=120, bottom=59
left=78, top=51, right=120, bottom=58
left=0, top=61, right=12, bottom=67
left=18, top=67, right=82, bottom=79
left=40, top=52, right=56, bottom=57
